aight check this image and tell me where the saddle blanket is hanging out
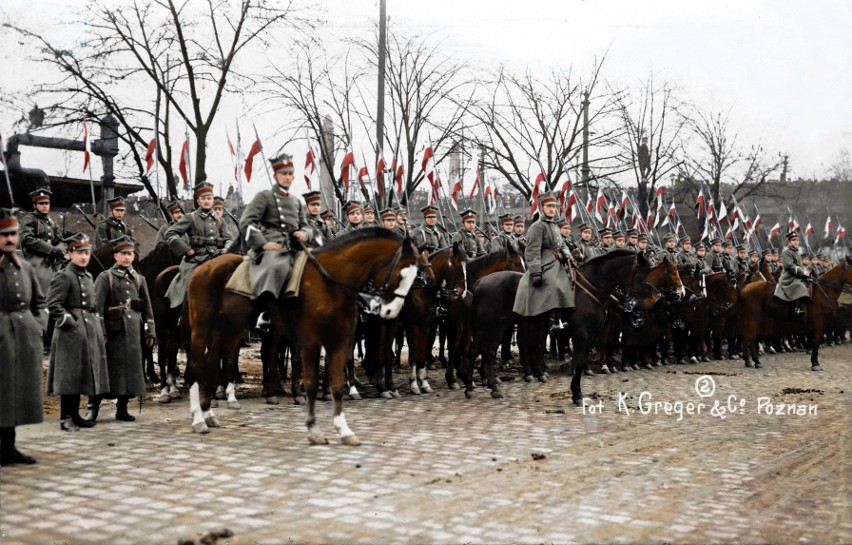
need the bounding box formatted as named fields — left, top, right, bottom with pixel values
left=224, top=251, right=309, bottom=299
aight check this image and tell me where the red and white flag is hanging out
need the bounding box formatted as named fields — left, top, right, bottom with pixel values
left=717, top=200, right=728, bottom=225
left=661, top=200, right=675, bottom=227
left=769, top=222, right=781, bottom=241
left=375, top=155, right=387, bottom=199
left=558, top=178, right=571, bottom=209
left=752, top=203, right=763, bottom=230
left=617, top=189, right=629, bottom=220
left=565, top=188, right=579, bottom=221
left=805, top=222, right=814, bottom=236
left=469, top=163, right=482, bottom=198
left=450, top=178, right=462, bottom=209
left=594, top=186, right=606, bottom=223
left=144, top=138, right=157, bottom=172
left=695, top=187, right=705, bottom=218
left=340, top=149, right=356, bottom=193
left=243, top=139, right=262, bottom=183
left=824, top=215, right=833, bottom=239
left=226, top=131, right=239, bottom=181
left=304, top=147, right=317, bottom=189
left=421, top=144, right=437, bottom=189
left=178, top=139, right=191, bottom=188
left=528, top=172, right=545, bottom=218
left=82, top=119, right=91, bottom=173
left=394, top=159, right=404, bottom=194
left=835, top=224, right=847, bottom=243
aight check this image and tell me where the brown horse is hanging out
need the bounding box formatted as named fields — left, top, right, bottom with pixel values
left=184, top=228, right=429, bottom=444
left=739, top=258, right=852, bottom=370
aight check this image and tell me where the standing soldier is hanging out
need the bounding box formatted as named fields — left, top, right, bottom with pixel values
left=340, top=201, right=365, bottom=234
left=488, top=213, right=517, bottom=253
left=320, top=210, right=338, bottom=239
left=452, top=209, right=486, bottom=258
left=46, top=234, right=109, bottom=432
left=411, top=205, right=446, bottom=253
left=303, top=191, right=331, bottom=244
left=0, top=209, right=47, bottom=465
left=94, top=197, right=134, bottom=250
left=86, top=236, right=156, bottom=423
left=154, top=200, right=186, bottom=249
left=238, top=153, right=309, bottom=302
left=512, top=215, right=527, bottom=246
left=164, top=182, right=234, bottom=309
left=19, top=188, right=66, bottom=294
left=774, top=231, right=811, bottom=316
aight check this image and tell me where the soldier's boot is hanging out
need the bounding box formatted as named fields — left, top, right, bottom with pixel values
left=115, top=396, right=136, bottom=422
left=84, top=396, right=101, bottom=423
left=60, top=396, right=80, bottom=433
left=792, top=299, right=806, bottom=317
left=0, top=427, right=36, bottom=466
left=254, top=312, right=271, bottom=334
left=66, top=395, right=95, bottom=428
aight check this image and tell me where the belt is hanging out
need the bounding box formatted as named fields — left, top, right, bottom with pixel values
left=108, top=300, right=142, bottom=312
left=1, top=302, right=29, bottom=312
left=263, top=224, right=295, bottom=234
left=69, top=307, right=97, bottom=313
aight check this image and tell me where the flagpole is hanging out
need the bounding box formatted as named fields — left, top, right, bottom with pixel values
left=153, top=113, right=164, bottom=220
left=83, top=119, right=97, bottom=216
left=1, top=135, right=16, bottom=209
left=235, top=119, right=244, bottom=206
left=251, top=122, right=276, bottom=189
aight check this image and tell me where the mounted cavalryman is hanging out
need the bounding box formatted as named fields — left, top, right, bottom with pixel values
left=212, top=195, right=237, bottom=245
left=575, top=223, right=599, bottom=262
left=722, top=240, right=738, bottom=275
left=379, top=208, right=398, bottom=230
left=452, top=208, right=486, bottom=258
left=154, top=200, right=186, bottom=249
left=340, top=201, right=365, bottom=233
left=676, top=236, right=701, bottom=275
left=362, top=204, right=379, bottom=227
left=512, top=215, right=527, bottom=246
left=394, top=207, right=410, bottom=237
left=0, top=208, right=47, bottom=465
left=87, top=235, right=156, bottom=424
left=612, top=230, right=626, bottom=250
left=661, top=232, right=678, bottom=262
left=488, top=213, right=517, bottom=254
left=19, top=188, right=66, bottom=294
left=412, top=205, right=446, bottom=253
left=164, top=182, right=234, bottom=308
left=625, top=228, right=639, bottom=253
left=303, top=191, right=331, bottom=244
left=558, top=217, right=577, bottom=254
left=705, top=237, right=727, bottom=273
left=774, top=231, right=811, bottom=316
left=94, top=197, right=134, bottom=250
left=320, top=209, right=338, bottom=239
left=598, top=227, right=614, bottom=253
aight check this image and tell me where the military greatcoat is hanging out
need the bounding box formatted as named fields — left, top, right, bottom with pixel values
left=306, top=213, right=332, bottom=245
left=164, top=209, right=233, bottom=308
left=19, top=210, right=66, bottom=292
left=94, top=265, right=156, bottom=397
left=46, top=263, right=109, bottom=396
left=704, top=249, right=727, bottom=273
left=576, top=238, right=602, bottom=262
left=774, top=246, right=810, bottom=302
left=238, top=187, right=307, bottom=299
left=513, top=217, right=574, bottom=316
left=0, top=253, right=47, bottom=428
left=451, top=229, right=486, bottom=259
left=412, top=224, right=447, bottom=254
left=94, top=217, right=134, bottom=250
left=488, top=231, right=516, bottom=254
left=155, top=221, right=189, bottom=249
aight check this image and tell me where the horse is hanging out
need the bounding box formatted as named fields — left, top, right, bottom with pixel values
left=470, top=250, right=684, bottom=402
left=184, top=228, right=429, bottom=445
left=738, top=257, right=852, bottom=370
left=673, top=272, right=739, bottom=363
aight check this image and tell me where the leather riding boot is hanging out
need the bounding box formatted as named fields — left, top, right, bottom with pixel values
left=85, top=396, right=101, bottom=423
left=115, top=396, right=136, bottom=422
left=60, top=396, right=80, bottom=432
left=0, top=427, right=36, bottom=465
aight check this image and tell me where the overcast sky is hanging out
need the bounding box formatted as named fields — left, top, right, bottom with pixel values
left=2, top=0, right=850, bottom=200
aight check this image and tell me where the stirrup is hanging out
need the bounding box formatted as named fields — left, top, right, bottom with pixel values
left=255, top=312, right=271, bottom=333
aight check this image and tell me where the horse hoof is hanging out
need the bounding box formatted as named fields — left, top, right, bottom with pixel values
left=583, top=369, right=594, bottom=377
left=465, top=390, right=475, bottom=400
left=600, top=365, right=611, bottom=375
left=322, top=393, right=333, bottom=402
left=491, top=390, right=504, bottom=399
left=422, top=385, right=434, bottom=394
left=632, top=364, right=642, bottom=371
left=169, top=390, right=181, bottom=400
left=308, top=433, right=329, bottom=445
left=349, top=392, right=362, bottom=401
left=380, top=391, right=393, bottom=399
left=610, top=366, right=620, bottom=373
left=744, top=360, right=754, bottom=368
left=523, top=375, right=534, bottom=382
left=537, top=375, right=548, bottom=383
left=205, top=415, right=221, bottom=428
left=157, top=395, right=171, bottom=404
left=689, top=356, right=698, bottom=364
left=410, top=384, right=422, bottom=395
left=390, top=390, right=402, bottom=399
left=495, top=377, right=503, bottom=385
left=811, top=365, right=823, bottom=372
left=227, top=401, right=241, bottom=410
left=341, top=434, right=361, bottom=446
left=215, top=386, right=226, bottom=400
left=754, top=362, right=762, bottom=369
left=266, top=396, right=279, bottom=405
left=192, top=421, right=209, bottom=434
left=449, top=382, right=460, bottom=390
left=210, top=399, right=219, bottom=408
left=293, top=396, right=306, bottom=405
left=572, top=398, right=583, bottom=407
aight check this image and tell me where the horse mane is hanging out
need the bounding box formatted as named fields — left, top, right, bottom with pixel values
left=313, top=227, right=404, bottom=256
left=466, top=249, right=508, bottom=276
left=581, top=248, right=636, bottom=268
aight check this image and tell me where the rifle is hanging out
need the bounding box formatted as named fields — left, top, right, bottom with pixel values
left=138, top=214, right=161, bottom=232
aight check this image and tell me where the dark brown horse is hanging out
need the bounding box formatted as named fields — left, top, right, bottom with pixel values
left=184, top=228, right=429, bottom=444
left=739, top=258, right=852, bottom=370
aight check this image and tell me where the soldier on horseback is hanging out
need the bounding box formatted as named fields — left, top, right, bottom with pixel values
left=452, top=209, right=486, bottom=258
left=362, top=204, right=378, bottom=227
left=613, top=230, right=626, bottom=249
left=340, top=201, right=365, bottom=233
left=379, top=208, right=398, bottom=230
left=705, top=238, right=729, bottom=273
left=598, top=227, right=614, bottom=253
left=411, top=205, right=447, bottom=253
left=303, top=191, right=331, bottom=244
left=512, top=215, right=527, bottom=246
left=19, top=188, right=66, bottom=294
left=774, top=231, right=811, bottom=316
left=488, top=213, right=517, bottom=253
left=559, top=217, right=577, bottom=253
left=320, top=210, right=338, bottom=239
left=164, top=182, right=234, bottom=308
left=625, top=229, right=639, bottom=253
left=94, top=197, right=134, bottom=250
left=154, top=200, right=186, bottom=249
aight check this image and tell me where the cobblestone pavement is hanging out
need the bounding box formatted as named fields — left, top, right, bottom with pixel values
left=1, top=342, right=850, bottom=545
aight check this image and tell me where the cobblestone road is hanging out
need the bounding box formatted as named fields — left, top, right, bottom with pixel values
left=1, top=342, right=850, bottom=545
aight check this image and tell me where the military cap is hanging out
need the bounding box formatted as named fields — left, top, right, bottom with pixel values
left=785, top=230, right=799, bottom=240
left=65, top=233, right=92, bottom=252
left=613, top=230, right=625, bottom=240
left=363, top=204, right=376, bottom=214
left=420, top=205, right=438, bottom=218
left=343, top=200, right=362, bottom=215
left=626, top=228, right=638, bottom=237
left=269, top=152, right=294, bottom=174
left=578, top=222, right=592, bottom=233
left=166, top=200, right=184, bottom=215
left=302, top=191, right=322, bottom=206
left=29, top=188, right=52, bottom=204
left=212, top=195, right=225, bottom=209
left=557, top=216, right=570, bottom=228
left=498, top=213, right=514, bottom=225
left=380, top=208, right=396, bottom=222
left=770, top=248, right=779, bottom=254
left=107, top=196, right=127, bottom=211
left=735, top=244, right=746, bottom=252
left=395, top=207, right=407, bottom=215
left=694, top=241, right=706, bottom=250
left=761, top=248, right=772, bottom=255
left=513, top=215, right=524, bottom=223
left=637, top=233, right=649, bottom=242
left=320, top=209, right=335, bottom=220
left=722, top=239, right=733, bottom=247
left=110, top=235, right=136, bottom=253
left=538, top=191, right=558, bottom=206
left=709, top=237, right=721, bottom=245
left=662, top=233, right=676, bottom=242
left=193, top=182, right=214, bottom=199
left=679, top=236, right=692, bottom=245
left=749, top=249, right=758, bottom=256
left=460, top=208, right=477, bottom=222
left=598, top=227, right=613, bottom=237
left=0, top=208, right=19, bottom=234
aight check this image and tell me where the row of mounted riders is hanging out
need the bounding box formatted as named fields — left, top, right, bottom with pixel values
left=85, top=228, right=851, bottom=440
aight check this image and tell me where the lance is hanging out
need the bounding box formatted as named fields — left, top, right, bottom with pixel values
left=74, top=204, right=98, bottom=230
left=137, top=214, right=161, bottom=232
left=434, top=165, right=457, bottom=232
left=251, top=121, right=277, bottom=190
left=1, top=135, right=15, bottom=209
left=83, top=118, right=98, bottom=215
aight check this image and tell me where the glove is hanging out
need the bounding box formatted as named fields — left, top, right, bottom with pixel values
left=532, top=273, right=543, bottom=287
left=561, top=248, right=572, bottom=262
left=145, top=337, right=156, bottom=348
left=50, top=247, right=65, bottom=259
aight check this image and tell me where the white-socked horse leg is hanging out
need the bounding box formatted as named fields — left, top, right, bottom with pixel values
left=419, top=368, right=433, bottom=393
left=203, top=409, right=220, bottom=428
left=348, top=384, right=362, bottom=401
left=226, top=382, right=240, bottom=410
left=334, top=412, right=360, bottom=446
left=409, top=366, right=421, bottom=395
left=189, top=383, right=208, bottom=434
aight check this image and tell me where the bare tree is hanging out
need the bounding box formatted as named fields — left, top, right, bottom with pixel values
left=678, top=108, right=743, bottom=205
left=826, top=148, right=852, bottom=183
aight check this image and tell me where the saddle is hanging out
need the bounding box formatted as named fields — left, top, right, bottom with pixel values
left=224, top=251, right=309, bottom=299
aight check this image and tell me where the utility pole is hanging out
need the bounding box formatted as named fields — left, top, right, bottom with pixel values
left=581, top=89, right=590, bottom=188
left=376, top=0, right=388, bottom=190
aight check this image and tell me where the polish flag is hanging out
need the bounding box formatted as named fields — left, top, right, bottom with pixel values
left=695, top=187, right=705, bottom=218
left=617, top=189, right=629, bottom=220
left=835, top=224, right=847, bottom=243
left=145, top=138, right=157, bottom=172
left=340, top=150, right=356, bottom=193
left=450, top=179, right=462, bottom=209
left=769, top=222, right=781, bottom=241
left=469, top=163, right=481, bottom=198
left=594, top=186, right=606, bottom=223
left=243, top=139, right=262, bottom=183
left=304, top=147, right=317, bottom=189
left=717, top=200, right=728, bottom=225
left=82, top=119, right=91, bottom=173
left=824, top=215, right=833, bottom=239
left=805, top=222, right=814, bottom=236
left=528, top=172, right=545, bottom=219
left=752, top=203, right=764, bottom=230
left=421, top=145, right=437, bottom=189
left=565, top=188, right=578, bottom=221
left=178, top=139, right=190, bottom=187
left=375, top=155, right=387, bottom=199
left=394, top=160, right=404, bottom=194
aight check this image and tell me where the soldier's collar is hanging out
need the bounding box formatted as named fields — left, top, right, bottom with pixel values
left=277, top=187, right=290, bottom=197
left=68, top=263, right=89, bottom=276
left=33, top=210, right=49, bottom=219
left=108, top=216, right=123, bottom=225
left=195, top=208, right=212, bottom=218
left=110, top=264, right=134, bottom=277
left=0, top=252, right=22, bottom=269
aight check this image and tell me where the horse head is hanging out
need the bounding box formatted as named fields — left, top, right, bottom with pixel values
left=645, top=252, right=686, bottom=300
left=375, top=234, right=426, bottom=320
left=505, top=241, right=526, bottom=272
left=705, top=272, right=738, bottom=312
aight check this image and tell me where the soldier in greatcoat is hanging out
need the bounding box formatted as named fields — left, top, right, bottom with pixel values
left=452, top=209, right=486, bottom=258
left=558, top=217, right=577, bottom=254
left=705, top=238, right=728, bottom=273
left=320, top=210, right=338, bottom=239
left=212, top=195, right=238, bottom=246
left=154, top=200, right=186, bottom=249
left=512, top=215, right=527, bottom=246
left=774, top=231, right=811, bottom=316
left=0, top=209, right=47, bottom=465
left=164, top=182, right=234, bottom=308
left=488, top=213, right=517, bottom=254
left=575, top=223, right=600, bottom=262
left=612, top=230, right=626, bottom=250
left=362, top=204, right=379, bottom=227
left=46, top=233, right=109, bottom=432
left=411, top=205, right=446, bottom=253
left=625, top=229, right=639, bottom=253
left=94, top=197, right=134, bottom=250
left=19, top=188, right=67, bottom=294
left=238, top=153, right=308, bottom=300
left=513, top=191, right=574, bottom=316
left=86, top=236, right=156, bottom=423
left=303, top=191, right=332, bottom=244
left=598, top=227, right=614, bottom=253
